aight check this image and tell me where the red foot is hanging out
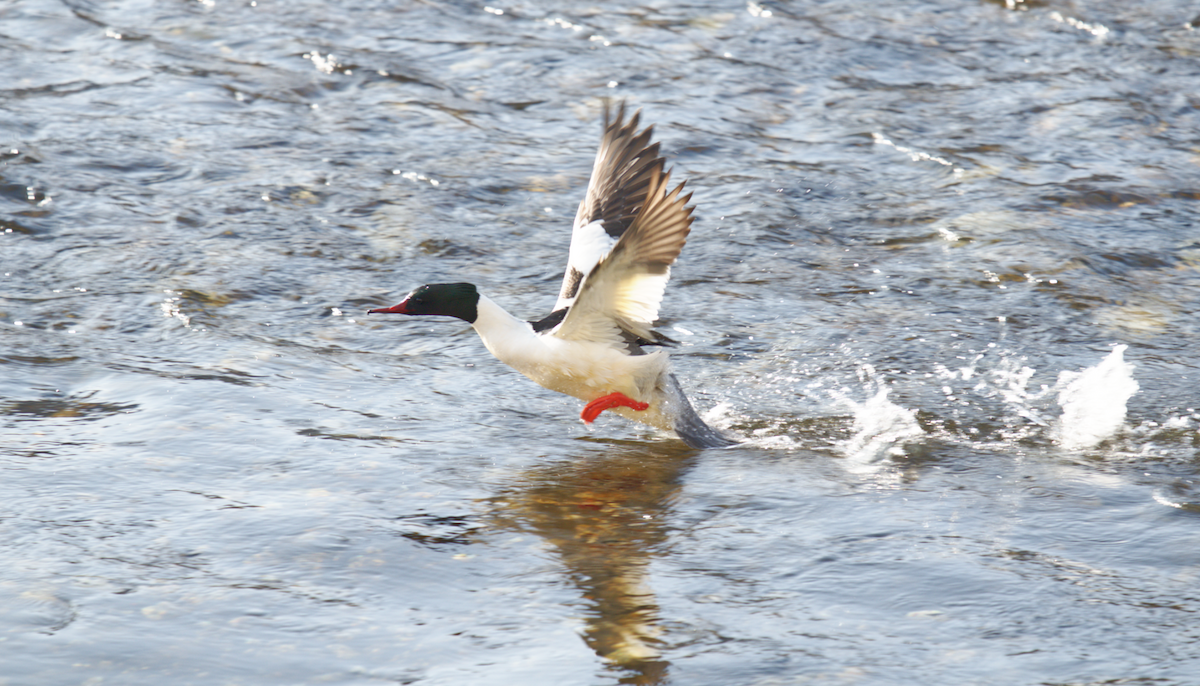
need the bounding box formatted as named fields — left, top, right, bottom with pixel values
left=581, top=392, right=650, bottom=424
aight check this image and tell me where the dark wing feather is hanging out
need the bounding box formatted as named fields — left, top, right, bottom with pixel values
left=552, top=163, right=696, bottom=347
left=554, top=101, right=668, bottom=310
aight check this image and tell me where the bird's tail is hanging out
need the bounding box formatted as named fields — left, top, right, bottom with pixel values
left=663, top=374, right=738, bottom=449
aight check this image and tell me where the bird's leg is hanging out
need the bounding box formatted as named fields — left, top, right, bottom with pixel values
left=581, top=392, right=650, bottom=424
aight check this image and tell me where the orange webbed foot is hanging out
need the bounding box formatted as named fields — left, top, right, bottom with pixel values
left=581, top=392, right=650, bottom=424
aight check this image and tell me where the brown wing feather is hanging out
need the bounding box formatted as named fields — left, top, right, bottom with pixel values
left=555, top=101, right=669, bottom=307
left=553, top=163, right=696, bottom=346
left=576, top=102, right=667, bottom=240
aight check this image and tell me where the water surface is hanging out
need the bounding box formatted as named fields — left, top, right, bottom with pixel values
left=3, top=1, right=1200, bottom=684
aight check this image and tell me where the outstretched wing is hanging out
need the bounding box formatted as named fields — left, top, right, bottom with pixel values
left=551, top=163, right=695, bottom=348
left=554, top=101, right=666, bottom=312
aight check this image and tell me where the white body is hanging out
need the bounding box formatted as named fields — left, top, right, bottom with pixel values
left=472, top=296, right=676, bottom=431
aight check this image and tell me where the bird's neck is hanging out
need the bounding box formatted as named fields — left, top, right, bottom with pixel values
left=471, top=295, right=539, bottom=365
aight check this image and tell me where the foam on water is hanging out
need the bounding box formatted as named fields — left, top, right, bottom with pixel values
left=711, top=364, right=925, bottom=467
left=710, top=343, right=1156, bottom=462
left=837, top=382, right=924, bottom=471
left=703, top=400, right=806, bottom=450
left=985, top=355, right=1054, bottom=428
left=1054, top=345, right=1139, bottom=450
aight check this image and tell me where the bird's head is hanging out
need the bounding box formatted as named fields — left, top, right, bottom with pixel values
left=368, top=283, right=479, bottom=323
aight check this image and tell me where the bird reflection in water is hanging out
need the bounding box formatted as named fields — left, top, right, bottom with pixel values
left=486, top=439, right=699, bottom=684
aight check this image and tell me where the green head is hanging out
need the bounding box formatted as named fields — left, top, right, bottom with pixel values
left=368, top=283, right=479, bottom=323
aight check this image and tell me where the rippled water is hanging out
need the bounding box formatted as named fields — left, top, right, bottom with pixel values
left=3, top=0, right=1200, bottom=684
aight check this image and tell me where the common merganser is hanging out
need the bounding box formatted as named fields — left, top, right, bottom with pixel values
left=368, top=102, right=735, bottom=449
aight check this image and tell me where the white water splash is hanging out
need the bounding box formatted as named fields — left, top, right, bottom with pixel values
left=703, top=401, right=804, bottom=449
left=839, top=383, right=924, bottom=470
left=1055, top=345, right=1139, bottom=450
left=988, top=355, right=1053, bottom=427
left=702, top=401, right=737, bottom=429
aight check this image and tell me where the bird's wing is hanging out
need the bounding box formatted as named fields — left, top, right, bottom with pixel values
left=550, top=163, right=694, bottom=348
left=553, top=100, right=666, bottom=312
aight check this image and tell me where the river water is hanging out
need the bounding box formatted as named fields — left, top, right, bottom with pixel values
left=3, top=1, right=1199, bottom=684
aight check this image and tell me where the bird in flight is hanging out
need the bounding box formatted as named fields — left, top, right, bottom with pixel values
left=369, top=101, right=735, bottom=449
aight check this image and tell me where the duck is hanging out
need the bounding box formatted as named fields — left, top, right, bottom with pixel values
left=367, top=101, right=736, bottom=449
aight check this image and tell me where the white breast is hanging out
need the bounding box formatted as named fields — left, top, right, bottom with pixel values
left=471, top=297, right=668, bottom=400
